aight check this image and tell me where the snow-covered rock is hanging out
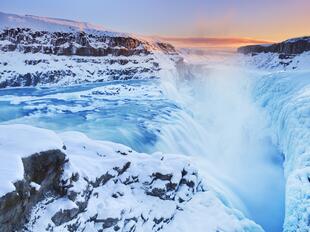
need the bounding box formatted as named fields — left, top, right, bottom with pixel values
left=0, top=124, right=263, bottom=232
left=238, top=36, right=310, bottom=55
left=0, top=12, right=179, bottom=88
left=240, top=37, right=310, bottom=231
left=239, top=51, right=310, bottom=71
left=0, top=124, right=63, bottom=196
left=238, top=36, right=310, bottom=71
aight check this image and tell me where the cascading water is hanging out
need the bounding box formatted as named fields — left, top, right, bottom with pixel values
left=155, top=54, right=285, bottom=232
left=0, top=52, right=286, bottom=232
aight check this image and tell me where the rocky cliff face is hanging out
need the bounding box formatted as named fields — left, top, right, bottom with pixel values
left=0, top=12, right=179, bottom=88
left=0, top=27, right=179, bottom=88
left=0, top=150, right=66, bottom=231
left=238, top=36, right=310, bottom=71
left=238, top=36, right=310, bottom=55
left=0, top=27, right=176, bottom=57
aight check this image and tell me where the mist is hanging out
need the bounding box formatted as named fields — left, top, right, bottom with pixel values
left=156, top=54, right=285, bottom=232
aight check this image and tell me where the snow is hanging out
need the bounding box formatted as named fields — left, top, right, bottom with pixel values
left=0, top=51, right=162, bottom=87
left=0, top=124, right=263, bottom=231
left=0, top=11, right=126, bottom=37
left=166, top=192, right=263, bottom=232
left=0, top=14, right=309, bottom=230
left=0, top=11, right=179, bottom=55
left=0, top=10, right=279, bottom=232
left=240, top=51, right=310, bottom=71
left=284, top=36, right=310, bottom=43
left=0, top=48, right=180, bottom=88
left=0, top=11, right=181, bottom=89
left=0, top=124, right=63, bottom=196
left=30, top=181, right=41, bottom=191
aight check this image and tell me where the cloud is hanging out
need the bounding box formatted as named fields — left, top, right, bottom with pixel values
left=157, top=36, right=274, bottom=48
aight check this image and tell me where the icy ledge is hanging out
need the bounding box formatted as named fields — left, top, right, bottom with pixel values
left=0, top=124, right=263, bottom=232
left=254, top=71, right=310, bottom=232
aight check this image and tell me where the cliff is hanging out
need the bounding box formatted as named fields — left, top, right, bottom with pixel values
left=238, top=36, right=310, bottom=55
left=0, top=12, right=179, bottom=88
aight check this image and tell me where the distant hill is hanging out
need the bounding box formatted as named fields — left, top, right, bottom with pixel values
left=238, top=36, right=310, bottom=55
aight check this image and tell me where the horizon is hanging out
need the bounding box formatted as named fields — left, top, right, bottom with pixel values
left=1, top=0, right=309, bottom=48
left=0, top=10, right=276, bottom=49
left=0, top=2, right=310, bottom=232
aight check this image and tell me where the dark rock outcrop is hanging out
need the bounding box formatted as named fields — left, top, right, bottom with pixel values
left=0, top=28, right=151, bottom=57
left=51, top=207, right=80, bottom=226
left=238, top=36, right=310, bottom=55
left=155, top=42, right=177, bottom=55
left=0, top=149, right=66, bottom=232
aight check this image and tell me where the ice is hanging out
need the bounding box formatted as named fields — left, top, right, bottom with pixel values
left=253, top=70, right=310, bottom=232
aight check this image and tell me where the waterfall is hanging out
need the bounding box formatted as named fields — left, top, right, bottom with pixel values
left=155, top=53, right=285, bottom=232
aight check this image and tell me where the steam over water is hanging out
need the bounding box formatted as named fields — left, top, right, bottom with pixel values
left=157, top=55, right=285, bottom=231
left=0, top=52, right=285, bottom=231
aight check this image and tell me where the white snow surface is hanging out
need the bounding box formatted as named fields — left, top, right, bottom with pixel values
left=0, top=51, right=168, bottom=87
left=0, top=11, right=125, bottom=37
left=0, top=11, right=177, bottom=53
left=0, top=124, right=63, bottom=195
left=0, top=124, right=263, bottom=232
left=0, top=11, right=180, bottom=88
left=240, top=51, right=310, bottom=71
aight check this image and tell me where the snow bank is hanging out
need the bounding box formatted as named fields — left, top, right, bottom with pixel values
left=0, top=124, right=263, bottom=231
left=0, top=11, right=125, bottom=37
left=0, top=51, right=163, bottom=87
left=0, top=124, right=63, bottom=196
left=240, top=51, right=310, bottom=71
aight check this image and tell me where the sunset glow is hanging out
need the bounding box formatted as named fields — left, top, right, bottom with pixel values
left=1, top=1, right=310, bottom=232
left=1, top=0, right=309, bottom=46
left=157, top=36, right=274, bottom=48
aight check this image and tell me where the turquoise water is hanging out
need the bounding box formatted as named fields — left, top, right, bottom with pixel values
left=0, top=74, right=285, bottom=232
left=0, top=80, right=181, bottom=153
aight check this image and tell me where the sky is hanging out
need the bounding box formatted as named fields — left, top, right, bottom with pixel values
left=1, top=0, right=309, bottom=47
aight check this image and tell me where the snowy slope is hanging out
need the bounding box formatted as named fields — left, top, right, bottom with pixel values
left=240, top=51, right=310, bottom=71
left=238, top=36, right=310, bottom=71
left=0, top=11, right=122, bottom=36
left=0, top=12, right=179, bottom=88
left=0, top=52, right=168, bottom=87
left=0, top=124, right=263, bottom=232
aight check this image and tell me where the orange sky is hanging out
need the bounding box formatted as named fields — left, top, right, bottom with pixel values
left=157, top=36, right=274, bottom=49
left=2, top=0, right=309, bottom=46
